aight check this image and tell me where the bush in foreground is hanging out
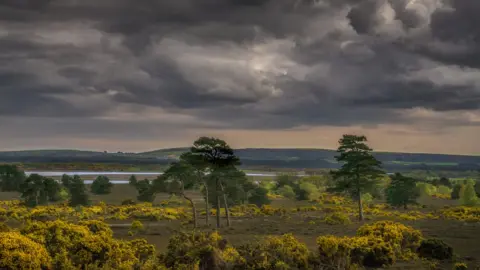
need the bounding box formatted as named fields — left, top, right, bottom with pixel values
left=238, top=233, right=311, bottom=269
left=164, top=231, right=244, bottom=269
left=20, top=220, right=157, bottom=269
left=0, top=231, right=52, bottom=269
left=316, top=221, right=424, bottom=269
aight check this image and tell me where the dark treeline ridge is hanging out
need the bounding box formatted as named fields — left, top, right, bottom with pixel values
left=0, top=148, right=479, bottom=172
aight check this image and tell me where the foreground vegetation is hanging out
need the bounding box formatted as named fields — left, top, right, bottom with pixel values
left=1, top=134, right=479, bottom=269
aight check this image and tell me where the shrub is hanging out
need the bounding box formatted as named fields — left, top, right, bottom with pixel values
left=297, top=182, right=320, bottom=201
left=453, top=262, right=468, bottom=270
left=417, top=239, right=453, bottom=260
left=128, top=239, right=156, bottom=264
left=79, top=219, right=113, bottom=238
left=0, top=222, right=10, bottom=232
left=357, top=221, right=423, bottom=257
left=21, top=220, right=139, bottom=268
left=238, top=233, right=310, bottom=269
left=164, top=231, right=244, bottom=269
left=324, top=212, right=352, bottom=225
left=0, top=231, right=52, bottom=269
left=129, top=220, right=145, bottom=236
left=460, top=182, right=478, bottom=206
left=316, top=235, right=395, bottom=268
left=248, top=187, right=272, bottom=207
left=278, top=185, right=296, bottom=199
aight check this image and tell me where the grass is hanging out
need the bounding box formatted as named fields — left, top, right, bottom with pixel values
left=106, top=204, right=480, bottom=269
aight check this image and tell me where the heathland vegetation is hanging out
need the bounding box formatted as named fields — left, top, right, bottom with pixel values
left=0, top=135, right=480, bottom=269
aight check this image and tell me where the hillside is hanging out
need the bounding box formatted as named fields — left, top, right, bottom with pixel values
left=0, top=147, right=479, bottom=172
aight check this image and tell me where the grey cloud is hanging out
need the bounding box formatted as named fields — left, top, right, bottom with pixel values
left=0, top=0, right=480, bottom=133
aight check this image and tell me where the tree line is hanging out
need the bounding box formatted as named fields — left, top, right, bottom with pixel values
left=1, top=135, right=479, bottom=225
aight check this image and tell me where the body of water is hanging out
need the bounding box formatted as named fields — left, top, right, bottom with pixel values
left=25, top=171, right=394, bottom=185
left=25, top=171, right=304, bottom=184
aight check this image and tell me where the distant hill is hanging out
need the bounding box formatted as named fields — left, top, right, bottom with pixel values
left=0, top=148, right=479, bottom=172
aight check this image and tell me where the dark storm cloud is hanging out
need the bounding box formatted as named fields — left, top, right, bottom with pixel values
left=0, top=0, right=480, bottom=132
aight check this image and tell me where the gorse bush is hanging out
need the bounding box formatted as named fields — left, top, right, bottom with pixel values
left=356, top=220, right=423, bottom=257
left=238, top=233, right=311, bottom=269
left=129, top=220, right=145, bottom=236
left=316, top=221, right=424, bottom=269
left=163, top=231, right=244, bottom=269
left=19, top=220, right=157, bottom=269
left=0, top=231, right=52, bottom=269
left=324, top=212, right=352, bottom=225
left=316, top=235, right=395, bottom=268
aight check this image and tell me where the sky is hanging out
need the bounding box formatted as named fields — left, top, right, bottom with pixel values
left=0, top=0, right=479, bottom=154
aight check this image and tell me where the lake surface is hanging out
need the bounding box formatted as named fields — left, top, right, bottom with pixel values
left=25, top=171, right=306, bottom=184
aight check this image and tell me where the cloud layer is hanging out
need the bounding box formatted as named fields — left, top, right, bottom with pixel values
left=1, top=0, right=479, bottom=153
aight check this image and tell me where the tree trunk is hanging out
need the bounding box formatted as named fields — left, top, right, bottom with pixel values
left=358, top=191, right=364, bottom=221
left=404, top=202, right=407, bottom=210
left=183, top=194, right=197, bottom=228
left=219, top=182, right=231, bottom=227
left=216, top=179, right=221, bottom=228
left=204, top=182, right=209, bottom=226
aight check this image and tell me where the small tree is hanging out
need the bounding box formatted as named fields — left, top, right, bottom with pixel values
left=0, top=165, right=26, bottom=192
left=136, top=179, right=155, bottom=203
left=460, top=181, right=478, bottom=206
left=68, top=176, right=89, bottom=206
left=438, top=177, right=451, bottom=188
left=330, top=135, right=384, bottom=221
left=20, top=174, right=47, bottom=207
left=43, top=177, right=62, bottom=202
left=91, top=175, right=113, bottom=195
left=451, top=183, right=463, bottom=200
left=129, top=175, right=138, bottom=187
left=385, top=173, right=419, bottom=209
left=61, top=174, right=73, bottom=189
